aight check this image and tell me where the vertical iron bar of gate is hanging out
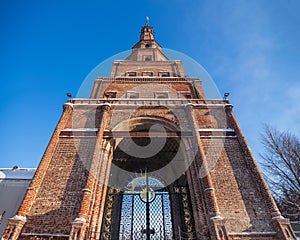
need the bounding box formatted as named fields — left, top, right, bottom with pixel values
left=161, top=193, right=166, bottom=239
left=146, top=169, right=150, bottom=240
left=130, top=194, right=134, bottom=239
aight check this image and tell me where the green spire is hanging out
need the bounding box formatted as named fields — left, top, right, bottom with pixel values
left=145, top=16, right=149, bottom=26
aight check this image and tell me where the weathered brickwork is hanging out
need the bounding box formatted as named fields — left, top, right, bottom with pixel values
left=91, top=79, right=203, bottom=99
left=23, top=137, right=96, bottom=234
left=65, top=106, right=102, bottom=129
left=203, top=138, right=273, bottom=232
left=109, top=61, right=186, bottom=78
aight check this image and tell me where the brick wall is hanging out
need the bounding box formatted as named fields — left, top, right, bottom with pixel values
left=203, top=137, right=274, bottom=233
left=22, top=137, right=96, bottom=235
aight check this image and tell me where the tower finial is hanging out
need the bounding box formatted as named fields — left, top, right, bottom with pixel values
left=145, top=16, right=149, bottom=26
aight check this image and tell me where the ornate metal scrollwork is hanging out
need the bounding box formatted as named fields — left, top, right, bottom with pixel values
left=175, top=186, right=196, bottom=240
left=102, top=188, right=119, bottom=240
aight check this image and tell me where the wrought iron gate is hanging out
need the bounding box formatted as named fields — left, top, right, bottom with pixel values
left=101, top=177, right=196, bottom=240
left=119, top=191, right=173, bottom=239
left=119, top=176, right=172, bottom=239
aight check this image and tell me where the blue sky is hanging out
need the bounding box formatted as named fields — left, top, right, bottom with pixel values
left=0, top=0, right=300, bottom=168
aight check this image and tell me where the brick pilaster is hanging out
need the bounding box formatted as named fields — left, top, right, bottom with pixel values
left=185, top=104, right=223, bottom=239
left=186, top=105, right=221, bottom=217
left=2, top=216, right=26, bottom=240
left=272, top=218, right=297, bottom=240
left=69, top=103, right=112, bottom=240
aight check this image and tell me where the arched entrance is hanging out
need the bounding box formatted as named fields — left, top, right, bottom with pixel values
left=101, top=121, right=196, bottom=239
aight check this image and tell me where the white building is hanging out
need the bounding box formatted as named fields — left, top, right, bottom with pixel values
left=0, top=167, right=35, bottom=236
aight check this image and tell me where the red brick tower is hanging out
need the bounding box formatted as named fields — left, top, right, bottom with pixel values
left=2, top=19, right=296, bottom=240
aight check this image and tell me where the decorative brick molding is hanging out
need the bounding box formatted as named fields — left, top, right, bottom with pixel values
left=272, top=218, right=297, bottom=240
left=2, top=216, right=26, bottom=240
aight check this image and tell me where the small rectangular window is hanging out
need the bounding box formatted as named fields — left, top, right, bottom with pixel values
left=178, top=91, right=192, bottom=99
left=142, top=71, right=153, bottom=77
left=127, top=72, right=137, bottom=77
left=126, top=91, right=139, bottom=99
left=159, top=72, right=170, bottom=77
left=154, top=91, right=168, bottom=99
left=104, top=91, right=117, bottom=98
left=143, top=55, right=152, bottom=61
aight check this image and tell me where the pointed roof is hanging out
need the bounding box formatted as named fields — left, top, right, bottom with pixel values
left=110, top=18, right=186, bottom=77
left=131, top=17, right=162, bottom=51
left=126, top=17, right=168, bottom=61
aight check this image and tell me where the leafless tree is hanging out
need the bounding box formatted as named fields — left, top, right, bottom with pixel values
left=260, top=125, right=300, bottom=221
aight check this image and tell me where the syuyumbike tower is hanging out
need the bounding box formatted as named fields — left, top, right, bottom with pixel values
left=3, top=19, right=296, bottom=240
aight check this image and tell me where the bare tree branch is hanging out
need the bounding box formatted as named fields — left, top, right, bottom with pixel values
left=260, top=124, right=300, bottom=221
